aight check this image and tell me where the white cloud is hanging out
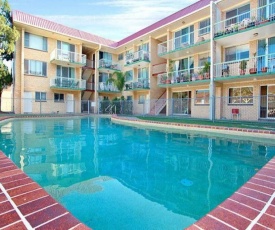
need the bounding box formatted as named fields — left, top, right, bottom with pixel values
left=38, top=0, right=198, bottom=41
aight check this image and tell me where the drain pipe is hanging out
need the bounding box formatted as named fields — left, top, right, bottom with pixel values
left=94, top=44, right=101, bottom=114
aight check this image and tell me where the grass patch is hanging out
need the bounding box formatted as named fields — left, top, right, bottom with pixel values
left=136, top=116, right=275, bottom=131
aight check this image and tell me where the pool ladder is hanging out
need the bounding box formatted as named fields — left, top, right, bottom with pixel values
left=105, top=104, right=116, bottom=114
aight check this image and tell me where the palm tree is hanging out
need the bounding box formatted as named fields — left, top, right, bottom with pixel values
left=106, top=71, right=128, bottom=92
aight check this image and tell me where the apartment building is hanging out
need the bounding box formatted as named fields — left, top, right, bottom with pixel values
left=11, top=0, right=275, bottom=120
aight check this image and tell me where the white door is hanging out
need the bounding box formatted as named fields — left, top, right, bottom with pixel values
left=23, top=92, right=32, bottom=113
left=66, top=94, right=74, bottom=113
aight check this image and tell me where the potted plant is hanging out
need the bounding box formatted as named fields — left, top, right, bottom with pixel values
left=249, top=53, right=257, bottom=74
left=203, top=61, right=210, bottom=79
left=239, top=60, right=247, bottom=75
left=234, top=24, right=239, bottom=32
left=198, top=70, right=204, bottom=80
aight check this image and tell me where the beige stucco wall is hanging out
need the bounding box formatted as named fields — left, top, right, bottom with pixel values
left=14, top=29, right=83, bottom=114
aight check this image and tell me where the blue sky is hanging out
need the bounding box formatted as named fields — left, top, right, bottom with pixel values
left=8, top=0, right=197, bottom=41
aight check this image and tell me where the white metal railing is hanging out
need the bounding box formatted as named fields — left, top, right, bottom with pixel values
left=50, top=77, right=86, bottom=89
left=152, top=63, right=167, bottom=75
left=214, top=53, right=275, bottom=78
left=157, top=66, right=209, bottom=85
left=125, top=50, right=150, bottom=65
left=86, top=82, right=95, bottom=90
left=98, top=82, right=119, bottom=92
left=158, top=26, right=210, bottom=55
left=214, top=2, right=275, bottom=35
left=50, top=49, right=86, bottom=65
left=125, top=79, right=150, bottom=90
left=85, top=59, right=95, bottom=68
left=98, top=59, right=121, bottom=71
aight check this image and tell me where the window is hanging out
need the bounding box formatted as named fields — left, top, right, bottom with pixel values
left=199, top=18, right=210, bottom=35
left=174, top=25, right=194, bottom=49
left=99, top=51, right=112, bottom=61
left=226, top=4, right=250, bottom=26
left=35, top=92, right=46, bottom=102
left=138, top=43, right=149, bottom=52
left=229, top=87, right=253, bottom=104
left=225, top=44, right=249, bottom=62
left=199, top=54, right=210, bottom=67
left=195, top=90, right=209, bottom=105
left=125, top=70, right=133, bottom=82
left=138, top=95, right=145, bottom=104
left=57, top=41, right=75, bottom=52
left=54, top=93, right=64, bottom=102
left=24, top=60, right=47, bottom=76
left=138, top=68, right=149, bottom=80
left=118, top=53, right=124, bottom=61
left=57, top=66, right=75, bottom=78
left=99, top=72, right=111, bottom=82
left=25, top=32, right=47, bottom=51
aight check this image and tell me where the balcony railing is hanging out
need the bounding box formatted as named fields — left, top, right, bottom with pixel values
left=125, top=79, right=150, bottom=90
left=86, top=82, right=95, bottom=91
left=214, top=54, right=275, bottom=78
left=158, top=26, right=210, bottom=55
left=157, top=67, right=210, bottom=85
left=98, top=59, right=121, bottom=71
left=214, top=2, right=275, bottom=37
left=98, top=82, right=119, bottom=92
left=50, top=77, right=86, bottom=90
left=125, top=50, right=150, bottom=65
left=50, top=49, right=86, bottom=65
left=85, top=59, right=95, bottom=68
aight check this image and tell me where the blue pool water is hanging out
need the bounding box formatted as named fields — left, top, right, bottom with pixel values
left=0, top=117, right=275, bottom=230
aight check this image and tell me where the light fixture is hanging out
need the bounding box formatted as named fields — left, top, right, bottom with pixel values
left=182, top=21, right=185, bottom=24
left=253, top=33, right=258, bottom=37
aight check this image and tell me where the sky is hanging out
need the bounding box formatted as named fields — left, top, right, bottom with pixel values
left=8, top=0, right=198, bottom=41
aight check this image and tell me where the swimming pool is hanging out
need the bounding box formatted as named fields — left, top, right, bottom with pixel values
left=0, top=117, right=274, bottom=229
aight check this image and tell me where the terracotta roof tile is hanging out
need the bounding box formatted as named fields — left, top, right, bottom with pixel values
left=12, top=0, right=211, bottom=48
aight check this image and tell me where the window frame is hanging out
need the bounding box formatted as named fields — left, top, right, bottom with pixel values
left=199, top=18, right=210, bottom=36
left=35, top=92, right=47, bottom=102
left=24, top=59, right=47, bottom=77
left=54, top=93, right=65, bottom=103
left=228, top=86, right=254, bottom=105
left=225, top=4, right=250, bottom=26
left=118, top=53, right=124, bottom=61
left=225, top=44, right=249, bottom=62
left=195, top=89, right=210, bottom=105
left=24, top=32, right=48, bottom=52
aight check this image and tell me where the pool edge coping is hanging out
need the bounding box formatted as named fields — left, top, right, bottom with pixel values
left=111, top=115, right=275, bottom=140
left=0, top=151, right=91, bottom=230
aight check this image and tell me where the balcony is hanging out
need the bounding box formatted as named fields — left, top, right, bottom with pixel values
left=214, top=2, right=275, bottom=46
left=50, top=77, right=86, bottom=91
left=125, top=80, right=150, bottom=91
left=214, top=54, right=275, bottom=82
left=157, top=67, right=210, bottom=88
left=86, top=82, right=95, bottom=91
left=124, top=50, right=150, bottom=68
left=50, top=49, right=86, bottom=67
left=158, top=28, right=211, bottom=59
left=98, top=82, right=120, bottom=94
left=98, top=59, right=121, bottom=73
left=152, top=63, right=166, bottom=76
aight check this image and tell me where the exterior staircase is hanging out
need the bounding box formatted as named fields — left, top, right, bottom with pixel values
left=149, top=91, right=167, bottom=115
